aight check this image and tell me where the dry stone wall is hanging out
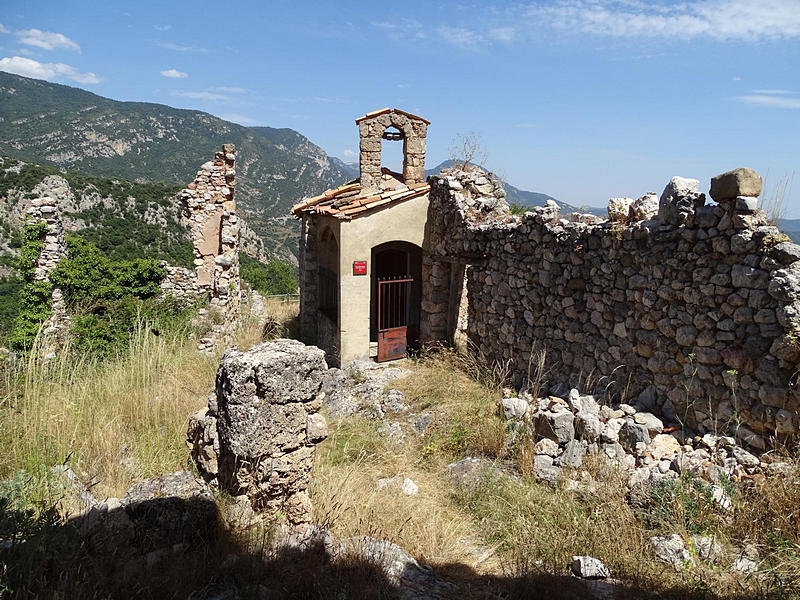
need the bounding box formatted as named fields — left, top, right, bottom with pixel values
left=180, top=144, right=241, bottom=349
left=422, top=167, right=800, bottom=450
left=158, top=263, right=197, bottom=304
left=28, top=175, right=70, bottom=336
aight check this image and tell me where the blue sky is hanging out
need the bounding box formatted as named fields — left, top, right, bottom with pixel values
left=1, top=0, right=799, bottom=215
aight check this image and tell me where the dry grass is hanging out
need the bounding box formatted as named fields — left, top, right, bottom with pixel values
left=234, top=296, right=300, bottom=351
left=0, top=322, right=217, bottom=499
left=314, top=348, right=800, bottom=598
left=311, top=418, right=488, bottom=569
left=0, top=296, right=299, bottom=501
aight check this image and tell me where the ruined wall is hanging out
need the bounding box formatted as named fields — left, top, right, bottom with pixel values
left=422, top=167, right=800, bottom=450
left=28, top=175, right=70, bottom=336
left=180, top=144, right=240, bottom=349
left=188, top=340, right=329, bottom=525
left=357, top=109, right=428, bottom=195
left=159, top=264, right=197, bottom=304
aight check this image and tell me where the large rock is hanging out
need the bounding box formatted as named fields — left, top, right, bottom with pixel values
left=658, top=176, right=705, bottom=226
left=214, top=339, right=329, bottom=524
left=651, top=534, right=694, bottom=569
left=710, top=167, right=762, bottom=202
left=628, top=193, right=659, bottom=222
left=535, top=410, right=575, bottom=444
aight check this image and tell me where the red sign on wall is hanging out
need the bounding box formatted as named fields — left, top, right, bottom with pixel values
left=353, top=260, right=367, bottom=275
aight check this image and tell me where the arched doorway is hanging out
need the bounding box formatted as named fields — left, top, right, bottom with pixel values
left=370, top=241, right=422, bottom=361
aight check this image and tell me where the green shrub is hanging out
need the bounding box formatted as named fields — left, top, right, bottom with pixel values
left=9, top=222, right=52, bottom=350
left=240, top=253, right=298, bottom=295
left=51, top=236, right=165, bottom=306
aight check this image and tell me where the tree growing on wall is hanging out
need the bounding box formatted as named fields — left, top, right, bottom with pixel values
left=448, top=132, right=488, bottom=171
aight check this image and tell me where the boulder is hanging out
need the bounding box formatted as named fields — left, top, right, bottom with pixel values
left=651, top=534, right=694, bottom=569
left=628, top=193, right=659, bottom=222
left=571, top=555, right=611, bottom=579
left=658, top=176, right=705, bottom=226
left=619, top=422, right=651, bottom=452
left=710, top=167, right=762, bottom=202
left=608, top=197, right=634, bottom=222
left=501, top=396, right=529, bottom=419
left=535, top=410, right=575, bottom=444
left=555, top=439, right=585, bottom=468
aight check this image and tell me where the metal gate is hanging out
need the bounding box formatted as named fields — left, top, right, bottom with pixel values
left=377, top=276, right=413, bottom=362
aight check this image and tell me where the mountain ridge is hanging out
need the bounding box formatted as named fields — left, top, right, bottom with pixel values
left=0, top=71, right=350, bottom=262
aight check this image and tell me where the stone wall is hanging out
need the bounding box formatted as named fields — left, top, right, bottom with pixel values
left=158, top=264, right=197, bottom=304
left=188, top=340, right=329, bottom=525
left=28, top=175, right=70, bottom=336
left=180, top=144, right=241, bottom=349
left=356, top=109, right=428, bottom=196
left=421, top=167, right=800, bottom=450
left=298, top=216, right=319, bottom=347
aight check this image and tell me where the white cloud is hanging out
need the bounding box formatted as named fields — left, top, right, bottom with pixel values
left=160, top=68, right=187, bottom=78
left=489, top=27, right=516, bottom=41
left=0, top=55, right=99, bottom=84
left=732, top=76, right=741, bottom=81
left=17, top=28, right=80, bottom=51
left=525, top=0, right=800, bottom=41
left=751, top=89, right=798, bottom=95
left=343, top=149, right=357, bottom=158
left=156, top=41, right=208, bottom=52
left=311, top=96, right=347, bottom=104
left=737, top=94, right=800, bottom=109
left=171, top=90, right=228, bottom=100
left=217, top=113, right=263, bottom=126
left=434, top=26, right=483, bottom=48
left=211, top=86, right=246, bottom=93
left=154, top=25, right=172, bottom=32
left=0, top=24, right=8, bottom=34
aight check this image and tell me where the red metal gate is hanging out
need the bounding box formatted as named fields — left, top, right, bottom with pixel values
left=377, top=276, right=413, bottom=362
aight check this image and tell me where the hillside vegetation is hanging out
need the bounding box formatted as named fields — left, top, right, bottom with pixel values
left=0, top=72, right=350, bottom=260
left=0, top=156, right=297, bottom=344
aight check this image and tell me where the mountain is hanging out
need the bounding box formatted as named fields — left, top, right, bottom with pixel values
left=330, top=158, right=359, bottom=179
left=0, top=72, right=350, bottom=262
left=777, top=219, right=800, bottom=244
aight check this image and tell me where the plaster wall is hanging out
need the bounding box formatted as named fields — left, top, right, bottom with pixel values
left=336, top=193, right=429, bottom=363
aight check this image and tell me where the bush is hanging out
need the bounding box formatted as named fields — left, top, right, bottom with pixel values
left=240, top=253, right=298, bottom=295
left=9, top=222, right=52, bottom=350
left=51, top=236, right=165, bottom=306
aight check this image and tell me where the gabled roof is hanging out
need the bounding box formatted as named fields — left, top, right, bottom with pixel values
left=291, top=178, right=430, bottom=220
left=354, top=107, right=431, bottom=125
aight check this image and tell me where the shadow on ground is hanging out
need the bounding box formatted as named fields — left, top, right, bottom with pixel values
left=0, top=494, right=778, bottom=600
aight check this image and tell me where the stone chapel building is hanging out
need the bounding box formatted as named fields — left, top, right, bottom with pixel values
left=292, top=108, right=432, bottom=366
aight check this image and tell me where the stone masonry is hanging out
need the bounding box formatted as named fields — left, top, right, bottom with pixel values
left=421, top=165, right=800, bottom=451
left=356, top=108, right=428, bottom=196
left=27, top=175, right=70, bottom=337
left=180, top=144, right=241, bottom=348
left=188, top=339, right=329, bottom=525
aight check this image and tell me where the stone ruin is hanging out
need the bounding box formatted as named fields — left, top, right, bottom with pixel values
left=188, top=339, right=329, bottom=526
left=6, top=146, right=243, bottom=354
left=179, top=144, right=242, bottom=350
left=420, top=165, right=800, bottom=451
left=26, top=175, right=70, bottom=339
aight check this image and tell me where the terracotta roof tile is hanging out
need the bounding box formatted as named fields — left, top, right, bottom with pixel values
left=291, top=180, right=430, bottom=220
